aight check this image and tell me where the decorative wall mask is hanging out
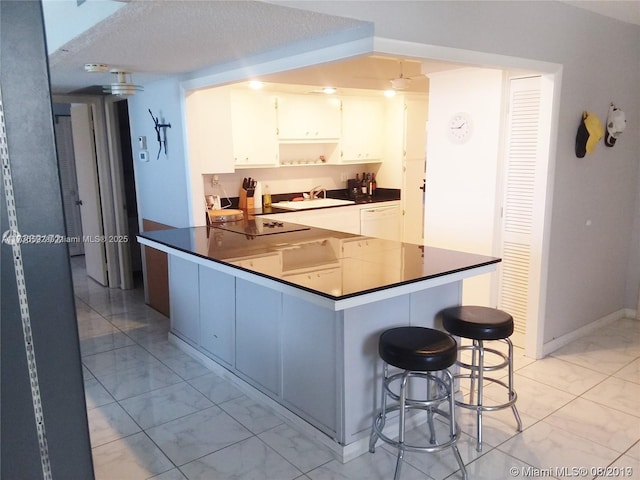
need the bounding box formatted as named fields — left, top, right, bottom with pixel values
left=604, top=104, right=626, bottom=147
left=575, top=111, right=603, bottom=158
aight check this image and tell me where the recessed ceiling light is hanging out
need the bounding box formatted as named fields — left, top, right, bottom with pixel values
left=249, top=81, right=264, bottom=90
left=322, top=87, right=337, bottom=94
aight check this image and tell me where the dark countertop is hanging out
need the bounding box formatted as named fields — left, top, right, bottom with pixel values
left=139, top=221, right=500, bottom=301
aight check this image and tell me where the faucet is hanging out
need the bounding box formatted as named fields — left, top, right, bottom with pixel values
left=309, top=185, right=326, bottom=199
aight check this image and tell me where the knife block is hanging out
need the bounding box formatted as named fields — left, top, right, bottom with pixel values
left=238, top=189, right=254, bottom=210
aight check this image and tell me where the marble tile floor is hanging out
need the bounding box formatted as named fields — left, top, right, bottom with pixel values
left=72, top=258, right=640, bottom=480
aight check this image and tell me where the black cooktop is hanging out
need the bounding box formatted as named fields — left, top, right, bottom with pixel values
left=211, top=219, right=310, bottom=237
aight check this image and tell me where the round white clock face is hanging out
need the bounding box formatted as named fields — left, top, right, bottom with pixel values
left=447, top=112, right=472, bottom=144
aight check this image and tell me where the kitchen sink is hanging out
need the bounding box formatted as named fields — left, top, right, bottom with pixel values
left=273, top=198, right=355, bottom=211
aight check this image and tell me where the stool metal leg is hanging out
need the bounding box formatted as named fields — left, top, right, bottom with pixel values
left=506, top=338, right=523, bottom=432
left=445, top=369, right=468, bottom=480
left=468, top=339, right=478, bottom=404
left=369, top=363, right=389, bottom=453
left=394, top=373, right=409, bottom=480
left=426, top=375, right=436, bottom=444
left=476, top=340, right=485, bottom=452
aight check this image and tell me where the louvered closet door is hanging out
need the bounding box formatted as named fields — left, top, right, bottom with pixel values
left=498, top=76, right=542, bottom=348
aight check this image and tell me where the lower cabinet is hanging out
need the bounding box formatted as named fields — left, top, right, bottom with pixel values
left=235, top=279, right=281, bottom=395
left=260, top=205, right=360, bottom=235
left=281, top=267, right=341, bottom=296
left=282, top=296, right=336, bottom=433
left=169, top=255, right=200, bottom=345
left=168, top=255, right=338, bottom=436
left=199, top=265, right=235, bottom=367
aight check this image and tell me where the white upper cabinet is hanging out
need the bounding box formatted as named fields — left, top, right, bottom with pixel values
left=185, top=86, right=279, bottom=174
left=276, top=93, right=341, bottom=142
left=231, top=89, right=279, bottom=168
left=185, top=86, right=235, bottom=174
left=340, top=96, right=385, bottom=163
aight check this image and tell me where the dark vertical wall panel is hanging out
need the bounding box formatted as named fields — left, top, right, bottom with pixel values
left=1, top=1, right=94, bottom=479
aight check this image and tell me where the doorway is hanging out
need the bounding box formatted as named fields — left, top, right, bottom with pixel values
left=53, top=106, right=84, bottom=257
left=53, top=96, right=142, bottom=289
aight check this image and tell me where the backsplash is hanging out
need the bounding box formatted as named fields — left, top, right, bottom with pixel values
left=203, top=163, right=381, bottom=198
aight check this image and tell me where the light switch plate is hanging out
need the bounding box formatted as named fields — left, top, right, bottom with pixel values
left=138, top=136, right=147, bottom=149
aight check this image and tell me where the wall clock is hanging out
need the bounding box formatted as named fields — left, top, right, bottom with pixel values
left=447, top=112, right=473, bottom=144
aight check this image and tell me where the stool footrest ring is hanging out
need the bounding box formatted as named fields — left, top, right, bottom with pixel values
left=372, top=405, right=461, bottom=453
left=457, top=345, right=509, bottom=372
left=384, top=371, right=451, bottom=406
left=454, top=374, right=518, bottom=411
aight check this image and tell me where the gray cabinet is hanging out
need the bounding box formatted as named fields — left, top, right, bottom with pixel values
left=282, top=296, right=337, bottom=434
left=235, top=279, right=281, bottom=395
left=169, top=255, right=200, bottom=345
left=166, top=255, right=345, bottom=437
left=199, top=266, right=235, bottom=366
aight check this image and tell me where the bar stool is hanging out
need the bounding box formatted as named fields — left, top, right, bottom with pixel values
left=441, top=306, right=523, bottom=452
left=369, top=327, right=467, bottom=480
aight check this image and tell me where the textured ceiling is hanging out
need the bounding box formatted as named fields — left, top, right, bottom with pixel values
left=47, top=0, right=640, bottom=96
left=47, top=0, right=370, bottom=94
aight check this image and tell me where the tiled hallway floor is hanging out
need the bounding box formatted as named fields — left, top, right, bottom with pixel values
left=72, top=258, right=640, bottom=480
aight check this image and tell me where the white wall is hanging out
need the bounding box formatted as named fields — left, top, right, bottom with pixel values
left=424, top=67, right=504, bottom=305
left=278, top=0, right=640, bottom=346
left=127, top=77, right=191, bottom=228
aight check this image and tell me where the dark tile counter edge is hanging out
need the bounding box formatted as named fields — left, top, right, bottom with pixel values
left=138, top=231, right=501, bottom=302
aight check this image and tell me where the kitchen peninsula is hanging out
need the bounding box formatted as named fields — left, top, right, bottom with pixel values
left=138, top=220, right=500, bottom=461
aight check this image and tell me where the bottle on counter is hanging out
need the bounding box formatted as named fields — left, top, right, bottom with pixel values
left=361, top=172, right=368, bottom=194
left=366, top=174, right=373, bottom=196
left=263, top=184, right=272, bottom=207
left=371, top=173, right=377, bottom=197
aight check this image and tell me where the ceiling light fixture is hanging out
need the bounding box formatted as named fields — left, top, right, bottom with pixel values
left=322, top=87, right=337, bottom=94
left=249, top=80, right=264, bottom=90
left=390, top=76, right=410, bottom=90
left=103, top=70, right=143, bottom=96
left=85, top=63, right=143, bottom=96
left=384, top=89, right=396, bottom=98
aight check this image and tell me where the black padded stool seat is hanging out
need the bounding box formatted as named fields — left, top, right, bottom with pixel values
left=442, top=306, right=514, bottom=340
left=379, top=327, right=457, bottom=372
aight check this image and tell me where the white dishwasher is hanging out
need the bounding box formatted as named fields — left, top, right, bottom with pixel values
left=360, top=204, right=401, bottom=241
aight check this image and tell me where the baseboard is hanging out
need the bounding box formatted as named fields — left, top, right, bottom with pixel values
left=542, top=308, right=637, bottom=356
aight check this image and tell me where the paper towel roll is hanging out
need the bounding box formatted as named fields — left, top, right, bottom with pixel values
left=253, top=181, right=262, bottom=209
